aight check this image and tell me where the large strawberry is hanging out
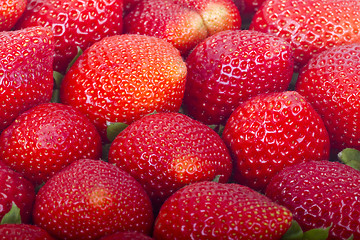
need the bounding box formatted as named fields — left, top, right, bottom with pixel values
left=123, top=0, right=241, bottom=55
left=250, top=0, right=360, bottom=70
left=266, top=160, right=360, bottom=240
left=60, top=34, right=187, bottom=141
left=153, top=181, right=293, bottom=239
left=222, top=91, right=330, bottom=191
left=0, top=162, right=35, bottom=224
left=108, top=112, right=232, bottom=208
left=15, top=0, right=123, bottom=73
left=0, top=224, right=55, bottom=240
left=0, top=103, right=102, bottom=185
left=296, top=43, right=360, bottom=153
left=33, top=159, right=154, bottom=240
left=0, top=0, right=26, bottom=31
left=0, top=26, right=54, bottom=132
left=183, top=29, right=294, bottom=125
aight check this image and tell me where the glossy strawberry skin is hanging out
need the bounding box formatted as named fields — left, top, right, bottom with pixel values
left=15, top=0, right=123, bottom=73
left=154, top=181, right=292, bottom=240
left=184, top=30, right=294, bottom=125
left=250, top=0, right=360, bottom=70
left=296, top=43, right=360, bottom=153
left=60, top=34, right=187, bottom=141
left=0, top=162, right=35, bottom=224
left=33, top=159, right=154, bottom=240
left=266, top=160, right=360, bottom=240
left=0, top=26, right=54, bottom=132
left=0, top=0, right=26, bottom=31
left=222, top=91, right=330, bottom=191
left=0, top=224, right=55, bottom=240
left=0, top=103, right=102, bottom=185
left=108, top=112, right=232, bottom=208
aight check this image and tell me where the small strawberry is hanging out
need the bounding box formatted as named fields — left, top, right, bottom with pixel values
left=33, top=159, right=154, bottom=240
left=108, top=112, right=232, bottom=208
left=222, top=91, right=330, bottom=191
left=0, top=0, right=26, bottom=31
left=124, top=0, right=241, bottom=55
left=266, top=160, right=360, bottom=240
left=100, top=231, right=154, bottom=240
left=0, top=103, right=102, bottom=185
left=296, top=43, right=360, bottom=153
left=250, top=0, right=360, bottom=70
left=183, top=29, right=294, bottom=125
left=0, top=163, right=35, bottom=224
left=153, top=181, right=293, bottom=239
left=0, top=26, right=54, bottom=132
left=15, top=0, right=123, bottom=73
left=0, top=224, right=55, bottom=240
left=60, top=34, right=187, bottom=141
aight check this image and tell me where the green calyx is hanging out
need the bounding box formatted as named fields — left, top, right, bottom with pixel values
left=338, top=148, right=360, bottom=171
left=281, top=220, right=331, bottom=240
left=1, top=202, right=21, bottom=224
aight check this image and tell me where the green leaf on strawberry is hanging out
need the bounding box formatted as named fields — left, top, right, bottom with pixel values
left=338, top=148, right=360, bottom=171
left=302, top=225, right=331, bottom=240
left=65, top=46, right=83, bottom=73
left=281, top=220, right=303, bottom=240
left=106, top=121, right=129, bottom=142
left=1, top=202, right=21, bottom=225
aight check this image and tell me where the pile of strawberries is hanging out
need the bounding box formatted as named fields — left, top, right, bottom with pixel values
left=1, top=0, right=360, bottom=239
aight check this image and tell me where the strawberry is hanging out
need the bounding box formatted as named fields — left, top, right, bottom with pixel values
left=100, top=231, right=154, bottom=240
left=33, top=159, right=154, bottom=240
left=0, top=163, right=35, bottom=224
left=0, top=103, right=102, bottom=185
left=0, top=26, right=54, bottom=132
left=153, top=181, right=293, bottom=239
left=15, top=0, right=123, bottom=73
left=250, top=0, right=360, bottom=70
left=108, top=112, right=232, bottom=208
left=296, top=43, right=360, bottom=153
left=183, top=29, right=294, bottom=125
left=266, top=160, right=360, bottom=240
left=222, top=91, right=330, bottom=191
left=60, top=34, right=187, bottom=141
left=0, top=224, right=55, bottom=240
left=123, top=0, right=241, bottom=55
left=0, top=0, right=26, bottom=31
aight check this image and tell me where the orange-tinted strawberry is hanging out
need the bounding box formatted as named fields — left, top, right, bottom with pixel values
left=0, top=26, right=54, bottom=132
left=33, top=159, right=154, bottom=240
left=60, top=34, right=187, bottom=141
left=0, top=224, right=55, bottom=240
left=108, top=112, right=232, bottom=208
left=0, top=0, right=26, bottom=31
left=15, top=0, right=123, bottom=73
left=0, top=103, right=102, bottom=185
left=250, top=0, right=360, bottom=70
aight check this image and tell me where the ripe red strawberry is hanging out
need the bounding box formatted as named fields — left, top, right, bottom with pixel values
left=296, top=43, right=360, bottom=153
left=153, top=181, right=293, bottom=239
left=108, top=112, right=232, bottom=208
left=124, top=0, right=241, bottom=55
left=0, top=224, right=55, bottom=240
left=33, top=159, right=154, bottom=240
left=233, top=0, right=266, bottom=23
left=0, top=26, right=54, bottom=132
left=15, top=0, right=123, bottom=73
left=266, top=160, right=360, bottom=240
left=100, top=231, right=154, bottom=240
left=60, top=34, right=187, bottom=141
left=250, top=0, right=360, bottom=70
left=0, top=0, right=26, bottom=31
left=0, top=103, right=102, bottom=185
left=222, top=91, right=330, bottom=191
left=0, top=163, right=35, bottom=224
left=183, top=29, right=294, bottom=125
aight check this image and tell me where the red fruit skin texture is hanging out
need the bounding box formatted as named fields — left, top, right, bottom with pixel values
left=60, top=34, right=187, bottom=141
left=0, top=224, right=55, bottom=240
left=296, top=43, right=360, bottom=153
left=99, top=231, right=154, bottom=240
left=222, top=91, right=330, bottom=191
left=250, top=0, right=360, bottom=70
left=15, top=0, right=123, bottom=73
left=0, top=103, right=102, bottom=185
left=0, top=26, right=54, bottom=132
left=266, top=160, right=360, bottom=240
left=154, top=181, right=293, bottom=240
left=184, top=29, right=294, bottom=125
left=108, top=112, right=232, bottom=208
left=0, top=162, right=35, bottom=224
left=33, top=159, right=154, bottom=240
left=0, top=0, right=26, bottom=31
